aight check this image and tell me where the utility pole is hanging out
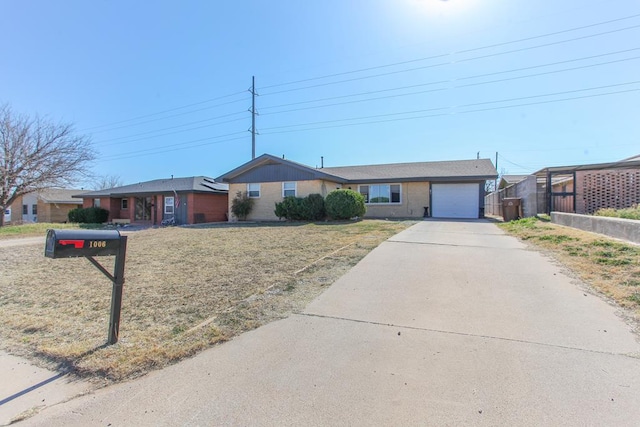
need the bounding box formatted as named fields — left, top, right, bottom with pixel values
left=250, top=76, right=257, bottom=159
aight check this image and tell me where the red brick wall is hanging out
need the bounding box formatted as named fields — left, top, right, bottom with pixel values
left=189, top=193, right=228, bottom=223
left=576, top=169, right=640, bottom=214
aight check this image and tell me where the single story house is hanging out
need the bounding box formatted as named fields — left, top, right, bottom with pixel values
left=75, top=176, right=229, bottom=225
left=7, top=188, right=83, bottom=224
left=534, top=154, right=640, bottom=214
left=217, top=154, right=498, bottom=220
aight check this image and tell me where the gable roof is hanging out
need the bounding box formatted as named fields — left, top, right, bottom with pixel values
left=216, top=154, right=346, bottom=183
left=38, top=188, right=83, bottom=204
left=75, top=176, right=228, bottom=198
left=217, top=154, right=497, bottom=184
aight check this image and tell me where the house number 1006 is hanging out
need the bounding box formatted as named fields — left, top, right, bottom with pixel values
left=89, top=241, right=107, bottom=248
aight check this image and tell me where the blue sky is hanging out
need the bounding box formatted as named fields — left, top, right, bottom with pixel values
left=1, top=0, right=639, bottom=187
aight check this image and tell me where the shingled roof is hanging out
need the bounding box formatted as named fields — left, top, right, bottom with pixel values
left=38, top=188, right=83, bottom=204
left=217, top=154, right=497, bottom=184
left=75, top=176, right=228, bottom=198
left=322, top=159, right=497, bottom=182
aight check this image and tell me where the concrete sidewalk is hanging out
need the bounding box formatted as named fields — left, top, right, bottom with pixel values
left=11, top=220, right=640, bottom=426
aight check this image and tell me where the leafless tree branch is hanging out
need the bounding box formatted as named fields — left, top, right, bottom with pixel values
left=0, top=104, right=95, bottom=226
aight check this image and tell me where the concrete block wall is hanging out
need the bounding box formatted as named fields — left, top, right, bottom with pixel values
left=552, top=212, right=640, bottom=244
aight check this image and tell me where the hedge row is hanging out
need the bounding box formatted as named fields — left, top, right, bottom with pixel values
left=68, top=207, right=109, bottom=223
left=274, top=189, right=366, bottom=221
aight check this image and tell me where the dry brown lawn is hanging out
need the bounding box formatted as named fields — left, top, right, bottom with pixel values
left=0, top=220, right=414, bottom=383
left=499, top=217, right=640, bottom=323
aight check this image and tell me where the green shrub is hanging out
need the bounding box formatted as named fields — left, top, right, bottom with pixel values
left=274, top=197, right=306, bottom=220
left=68, top=207, right=109, bottom=223
left=325, top=189, right=366, bottom=220
left=303, top=193, right=326, bottom=220
left=231, top=191, right=254, bottom=221
left=275, top=194, right=326, bottom=221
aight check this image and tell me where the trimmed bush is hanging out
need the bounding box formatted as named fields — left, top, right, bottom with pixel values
left=325, top=189, right=366, bottom=220
left=303, top=193, right=326, bottom=220
left=275, top=193, right=327, bottom=221
left=68, top=207, right=109, bottom=223
left=231, top=191, right=254, bottom=221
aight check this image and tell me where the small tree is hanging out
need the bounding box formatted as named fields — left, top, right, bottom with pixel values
left=0, top=104, right=94, bottom=226
left=325, top=189, right=366, bottom=220
left=231, top=191, right=254, bottom=221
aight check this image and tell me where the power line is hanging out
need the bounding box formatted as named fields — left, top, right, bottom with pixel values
left=259, top=47, right=640, bottom=112
left=260, top=24, right=640, bottom=96
left=260, top=85, right=640, bottom=135
left=260, top=55, right=640, bottom=116
left=258, top=13, right=640, bottom=91
left=85, top=95, right=249, bottom=135
left=80, top=90, right=248, bottom=132
left=93, top=112, right=247, bottom=147
left=98, top=132, right=246, bottom=162
left=98, top=136, right=248, bottom=163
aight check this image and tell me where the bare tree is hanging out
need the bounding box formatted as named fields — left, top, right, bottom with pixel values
left=93, top=174, right=124, bottom=190
left=0, top=104, right=94, bottom=226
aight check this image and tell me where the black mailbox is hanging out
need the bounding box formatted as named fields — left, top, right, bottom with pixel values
left=45, top=229, right=123, bottom=258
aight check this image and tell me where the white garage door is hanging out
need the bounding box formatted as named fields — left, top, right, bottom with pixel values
left=431, top=183, right=479, bottom=219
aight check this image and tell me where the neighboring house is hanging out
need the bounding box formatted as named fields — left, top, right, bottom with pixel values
left=534, top=155, right=640, bottom=214
left=498, top=175, right=529, bottom=189
left=217, top=154, right=498, bottom=220
left=75, top=176, right=229, bottom=225
left=8, top=189, right=83, bottom=224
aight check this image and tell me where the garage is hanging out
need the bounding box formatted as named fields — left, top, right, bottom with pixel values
left=431, top=183, right=480, bottom=219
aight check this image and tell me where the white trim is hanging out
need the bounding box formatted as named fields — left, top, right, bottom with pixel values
left=282, top=181, right=297, bottom=198
left=358, top=183, right=402, bottom=205
left=164, top=196, right=175, bottom=214
left=247, top=183, right=261, bottom=198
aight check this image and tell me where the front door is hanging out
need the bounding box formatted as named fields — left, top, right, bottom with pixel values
left=134, top=196, right=152, bottom=221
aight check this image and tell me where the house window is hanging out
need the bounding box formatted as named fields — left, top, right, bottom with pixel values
left=32, top=204, right=38, bottom=215
left=247, top=183, right=260, bottom=198
left=23, top=205, right=28, bottom=215
left=93, top=198, right=101, bottom=208
left=165, top=196, right=174, bottom=215
left=359, top=184, right=401, bottom=204
left=282, top=182, right=297, bottom=198
left=121, top=199, right=128, bottom=210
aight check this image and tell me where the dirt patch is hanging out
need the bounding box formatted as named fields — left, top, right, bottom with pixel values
left=0, top=220, right=414, bottom=383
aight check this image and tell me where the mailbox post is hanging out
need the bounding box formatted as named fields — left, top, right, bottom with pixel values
left=45, top=229, right=127, bottom=345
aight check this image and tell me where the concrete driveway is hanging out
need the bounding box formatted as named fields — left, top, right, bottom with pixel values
left=15, top=220, right=640, bottom=426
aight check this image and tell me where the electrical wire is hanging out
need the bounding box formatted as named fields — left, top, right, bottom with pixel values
left=98, top=132, right=247, bottom=161
left=261, top=56, right=640, bottom=116
left=80, top=90, right=248, bottom=132
left=260, top=86, right=640, bottom=135
left=94, top=112, right=247, bottom=147
left=259, top=47, right=640, bottom=112
left=258, top=12, right=640, bottom=91
left=260, top=24, right=640, bottom=96
left=98, top=135, right=248, bottom=163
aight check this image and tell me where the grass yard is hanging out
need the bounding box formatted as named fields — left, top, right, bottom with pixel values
left=0, top=222, right=102, bottom=239
left=500, top=217, right=640, bottom=323
left=0, top=220, right=414, bottom=383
